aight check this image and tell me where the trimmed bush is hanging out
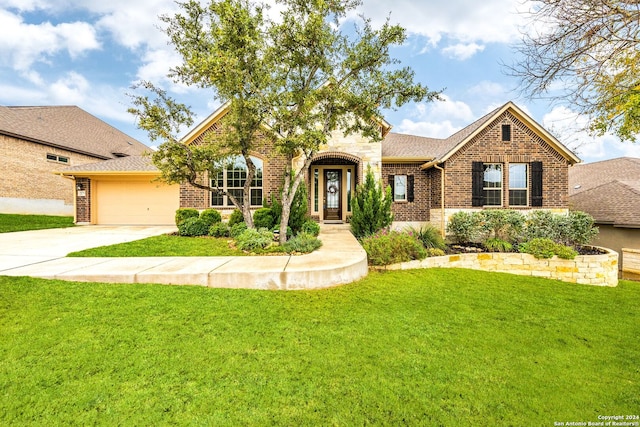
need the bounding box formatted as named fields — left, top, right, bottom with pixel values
left=561, top=211, right=599, bottom=247
left=411, top=224, right=445, bottom=250
left=484, top=238, right=513, bottom=253
left=519, top=237, right=577, bottom=260
left=288, top=182, right=309, bottom=234
left=200, top=209, right=222, bottom=227
left=350, top=166, right=393, bottom=239
left=230, top=222, right=248, bottom=238
left=300, top=220, right=320, bottom=237
left=361, top=230, right=426, bottom=266
left=235, top=228, right=274, bottom=251
left=253, top=208, right=276, bottom=229
left=555, top=244, right=578, bottom=260
left=228, top=209, right=244, bottom=227
left=175, top=208, right=199, bottom=226
left=209, top=222, right=230, bottom=238
left=478, top=210, right=524, bottom=243
left=523, top=210, right=562, bottom=242
left=178, top=217, right=209, bottom=237
left=283, top=232, right=322, bottom=253
left=447, top=211, right=481, bottom=244
left=426, top=248, right=445, bottom=257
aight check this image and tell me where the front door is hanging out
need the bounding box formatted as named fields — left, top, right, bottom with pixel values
left=324, top=169, right=342, bottom=221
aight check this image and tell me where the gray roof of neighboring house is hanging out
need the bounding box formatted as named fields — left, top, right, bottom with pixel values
left=60, top=155, right=158, bottom=173
left=569, top=157, right=640, bottom=227
left=0, top=105, right=149, bottom=159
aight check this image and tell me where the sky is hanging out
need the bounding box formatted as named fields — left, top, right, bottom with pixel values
left=0, top=0, right=638, bottom=164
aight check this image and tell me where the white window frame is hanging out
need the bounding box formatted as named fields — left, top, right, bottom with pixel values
left=210, top=156, right=263, bottom=207
left=394, top=175, right=407, bottom=202
left=483, top=163, right=503, bottom=207
left=508, top=163, right=528, bottom=207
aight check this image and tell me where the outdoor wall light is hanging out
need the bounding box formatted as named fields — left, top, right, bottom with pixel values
left=76, top=183, right=84, bottom=191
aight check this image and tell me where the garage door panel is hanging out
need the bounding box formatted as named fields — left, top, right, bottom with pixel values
left=96, top=181, right=179, bottom=225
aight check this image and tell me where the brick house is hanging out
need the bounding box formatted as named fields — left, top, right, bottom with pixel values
left=61, top=101, right=580, bottom=229
left=0, top=105, right=149, bottom=216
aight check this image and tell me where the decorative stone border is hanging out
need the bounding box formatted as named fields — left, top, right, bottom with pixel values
left=622, top=248, right=640, bottom=276
left=380, top=246, right=619, bottom=287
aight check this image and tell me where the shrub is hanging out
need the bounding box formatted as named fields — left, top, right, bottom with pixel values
left=228, top=209, right=244, bottom=227
left=178, top=217, right=209, bottom=237
left=484, top=238, right=513, bottom=253
left=447, top=211, right=481, bottom=244
left=175, top=208, right=199, bottom=226
left=426, top=248, right=446, bottom=257
left=518, top=237, right=576, bottom=259
left=478, top=210, right=524, bottom=243
left=411, top=224, right=445, bottom=250
left=350, top=166, right=393, bottom=239
left=230, top=222, right=248, bottom=238
left=561, top=211, right=599, bottom=247
left=300, top=220, right=320, bottom=237
left=235, top=228, right=274, bottom=251
left=253, top=207, right=276, bottom=229
left=200, top=209, right=222, bottom=227
left=361, top=230, right=426, bottom=266
left=283, top=232, right=322, bottom=253
left=209, top=222, right=230, bottom=238
left=288, top=182, right=309, bottom=234
left=524, top=210, right=562, bottom=242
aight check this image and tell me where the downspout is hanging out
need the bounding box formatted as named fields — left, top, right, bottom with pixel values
left=433, top=164, right=445, bottom=238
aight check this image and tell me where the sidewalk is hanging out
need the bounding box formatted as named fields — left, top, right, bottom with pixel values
left=0, top=224, right=368, bottom=290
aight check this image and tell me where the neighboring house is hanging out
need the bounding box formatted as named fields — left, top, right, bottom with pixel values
left=569, top=157, right=640, bottom=274
left=0, top=105, right=149, bottom=216
left=61, top=101, right=580, bottom=229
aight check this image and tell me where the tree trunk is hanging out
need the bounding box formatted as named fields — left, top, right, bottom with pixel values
left=242, top=153, right=256, bottom=229
left=278, top=155, right=313, bottom=244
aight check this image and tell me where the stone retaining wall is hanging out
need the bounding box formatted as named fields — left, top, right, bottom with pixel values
left=383, top=247, right=619, bottom=287
left=622, top=248, right=640, bottom=276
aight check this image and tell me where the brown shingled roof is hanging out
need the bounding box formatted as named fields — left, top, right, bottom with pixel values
left=58, top=155, right=158, bottom=174
left=0, top=105, right=149, bottom=159
left=569, top=157, right=640, bottom=227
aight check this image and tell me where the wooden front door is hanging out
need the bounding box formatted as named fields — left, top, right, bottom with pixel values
left=324, top=169, right=342, bottom=221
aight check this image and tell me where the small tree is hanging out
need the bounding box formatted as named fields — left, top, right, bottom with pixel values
left=350, top=167, right=393, bottom=239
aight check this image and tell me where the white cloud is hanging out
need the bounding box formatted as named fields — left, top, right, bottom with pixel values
left=441, top=43, right=485, bottom=60
left=469, top=81, right=508, bottom=98
left=397, top=118, right=459, bottom=139
left=396, top=95, right=474, bottom=138
left=0, top=9, right=100, bottom=71
left=48, top=72, right=90, bottom=104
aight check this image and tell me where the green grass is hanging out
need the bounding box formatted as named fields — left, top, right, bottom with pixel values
left=0, top=213, right=74, bottom=233
left=67, top=234, right=247, bottom=257
left=1, top=270, right=638, bottom=425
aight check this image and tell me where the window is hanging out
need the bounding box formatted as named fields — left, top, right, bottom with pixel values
left=393, top=175, right=407, bottom=201
left=483, top=164, right=503, bottom=206
left=509, top=164, right=528, bottom=206
left=46, top=153, right=69, bottom=164
left=501, top=124, right=511, bottom=141
left=211, top=156, right=263, bottom=207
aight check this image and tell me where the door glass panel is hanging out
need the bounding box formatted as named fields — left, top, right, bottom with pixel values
left=326, top=171, right=339, bottom=209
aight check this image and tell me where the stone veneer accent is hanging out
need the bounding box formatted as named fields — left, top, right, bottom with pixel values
left=622, top=248, right=640, bottom=276
left=382, top=247, right=619, bottom=287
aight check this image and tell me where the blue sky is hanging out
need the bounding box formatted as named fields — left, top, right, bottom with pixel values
left=1, top=0, right=638, bottom=163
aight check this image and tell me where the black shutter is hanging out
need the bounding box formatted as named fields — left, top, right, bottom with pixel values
left=472, top=162, right=484, bottom=207
left=388, top=175, right=395, bottom=198
left=531, top=161, right=543, bottom=207
left=407, top=175, right=414, bottom=202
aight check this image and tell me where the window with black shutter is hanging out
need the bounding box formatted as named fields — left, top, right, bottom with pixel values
left=472, top=162, right=484, bottom=206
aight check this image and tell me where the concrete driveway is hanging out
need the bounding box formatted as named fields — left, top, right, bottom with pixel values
left=0, top=225, right=177, bottom=271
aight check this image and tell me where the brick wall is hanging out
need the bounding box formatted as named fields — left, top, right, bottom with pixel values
left=1, top=134, right=103, bottom=206
left=382, top=163, right=431, bottom=221
left=75, top=177, right=91, bottom=222
left=443, top=111, right=571, bottom=209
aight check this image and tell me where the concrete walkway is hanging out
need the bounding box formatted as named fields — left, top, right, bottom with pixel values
left=0, top=224, right=368, bottom=290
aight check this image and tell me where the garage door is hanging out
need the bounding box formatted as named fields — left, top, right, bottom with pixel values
left=95, top=180, right=179, bottom=225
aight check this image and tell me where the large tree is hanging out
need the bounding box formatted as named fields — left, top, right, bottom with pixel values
left=130, top=0, right=439, bottom=243
left=510, top=0, right=640, bottom=142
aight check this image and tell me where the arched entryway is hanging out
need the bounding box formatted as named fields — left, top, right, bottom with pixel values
left=309, top=152, right=363, bottom=223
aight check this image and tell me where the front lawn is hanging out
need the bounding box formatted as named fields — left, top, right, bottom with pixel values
left=0, top=213, right=74, bottom=233
left=1, top=270, right=638, bottom=425
left=67, top=234, right=247, bottom=257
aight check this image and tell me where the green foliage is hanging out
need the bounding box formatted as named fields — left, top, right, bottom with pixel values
left=199, top=209, right=222, bottom=227
left=253, top=208, right=276, bottom=230
left=272, top=225, right=293, bottom=240
left=234, top=228, right=274, bottom=251
left=300, top=220, right=320, bottom=237
left=209, top=222, right=230, bottom=238
left=350, top=167, right=394, bottom=239
left=228, top=209, right=245, bottom=227
left=519, top=238, right=577, bottom=260
left=0, top=214, right=75, bottom=233
left=411, top=224, right=446, bottom=250
left=288, top=182, right=309, bottom=234
left=230, top=222, right=248, bottom=238
left=561, top=211, right=599, bottom=247
left=361, top=230, right=427, bottom=266
left=177, top=217, right=209, bottom=237
left=282, top=232, right=322, bottom=253
left=478, top=210, right=525, bottom=242
left=447, top=211, right=481, bottom=244
left=426, top=248, right=446, bottom=257
left=484, top=238, right=513, bottom=253
left=523, top=210, right=562, bottom=242
left=175, top=208, right=199, bottom=226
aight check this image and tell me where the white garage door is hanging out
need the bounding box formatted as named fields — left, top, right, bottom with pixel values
left=95, top=180, right=179, bottom=225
